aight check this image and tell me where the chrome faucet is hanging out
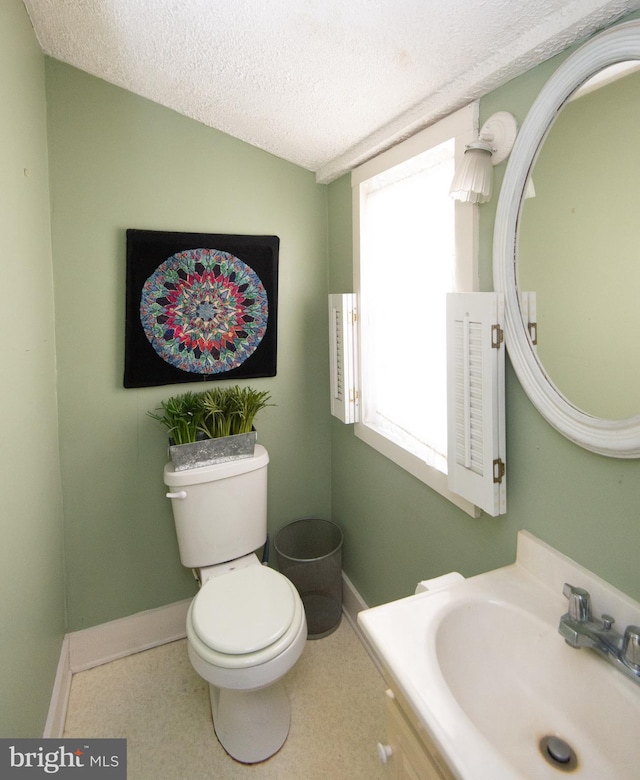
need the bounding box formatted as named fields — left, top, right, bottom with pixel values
left=559, top=583, right=640, bottom=686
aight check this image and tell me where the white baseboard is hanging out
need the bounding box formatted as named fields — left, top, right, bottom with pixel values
left=341, top=571, right=383, bottom=675
left=341, top=570, right=368, bottom=626
left=43, top=635, right=72, bottom=738
left=68, top=598, right=191, bottom=673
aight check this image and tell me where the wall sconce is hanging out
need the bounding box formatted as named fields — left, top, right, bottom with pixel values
left=450, top=112, right=518, bottom=204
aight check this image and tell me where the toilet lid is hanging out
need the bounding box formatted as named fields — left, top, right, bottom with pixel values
left=191, top=565, right=296, bottom=655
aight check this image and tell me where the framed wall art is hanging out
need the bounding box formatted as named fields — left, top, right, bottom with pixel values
left=124, top=229, right=278, bottom=388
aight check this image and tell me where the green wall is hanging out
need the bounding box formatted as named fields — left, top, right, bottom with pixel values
left=329, top=25, right=640, bottom=608
left=0, top=0, right=66, bottom=736
left=45, top=60, right=332, bottom=632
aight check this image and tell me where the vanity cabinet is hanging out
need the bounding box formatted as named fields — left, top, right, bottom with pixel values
left=379, top=688, right=456, bottom=780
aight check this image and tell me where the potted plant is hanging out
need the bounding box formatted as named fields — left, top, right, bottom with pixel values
left=148, top=386, right=272, bottom=470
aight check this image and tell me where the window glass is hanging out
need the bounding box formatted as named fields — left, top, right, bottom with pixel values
left=360, top=140, right=455, bottom=473
left=351, top=105, right=478, bottom=509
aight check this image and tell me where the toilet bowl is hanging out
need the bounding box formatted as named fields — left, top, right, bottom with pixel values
left=163, top=446, right=306, bottom=764
left=186, top=555, right=307, bottom=762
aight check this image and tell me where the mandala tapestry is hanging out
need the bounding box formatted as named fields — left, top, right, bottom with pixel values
left=124, top=230, right=278, bottom=388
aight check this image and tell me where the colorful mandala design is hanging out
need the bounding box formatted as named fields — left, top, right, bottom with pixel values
left=140, top=248, right=268, bottom=374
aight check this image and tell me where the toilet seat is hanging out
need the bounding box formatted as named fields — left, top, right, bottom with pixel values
left=192, top=565, right=295, bottom=654
left=187, top=566, right=305, bottom=670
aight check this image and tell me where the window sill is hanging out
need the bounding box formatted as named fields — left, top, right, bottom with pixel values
left=354, top=422, right=480, bottom=518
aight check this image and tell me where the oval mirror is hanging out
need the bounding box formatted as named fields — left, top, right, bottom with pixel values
left=493, top=19, right=640, bottom=457
left=518, top=61, right=640, bottom=421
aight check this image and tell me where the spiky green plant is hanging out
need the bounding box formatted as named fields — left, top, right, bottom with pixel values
left=146, top=391, right=204, bottom=445
left=148, top=386, right=273, bottom=443
left=200, top=387, right=239, bottom=438
left=228, top=386, right=273, bottom=434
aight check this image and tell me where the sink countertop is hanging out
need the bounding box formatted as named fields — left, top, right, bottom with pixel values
left=358, top=531, right=640, bottom=780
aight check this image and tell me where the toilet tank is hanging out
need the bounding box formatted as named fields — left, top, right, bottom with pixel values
left=163, top=445, right=269, bottom=568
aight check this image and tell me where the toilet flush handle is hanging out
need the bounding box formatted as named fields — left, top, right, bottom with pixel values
left=165, top=491, right=187, bottom=500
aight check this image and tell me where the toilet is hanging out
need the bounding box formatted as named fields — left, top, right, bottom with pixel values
left=163, top=445, right=307, bottom=763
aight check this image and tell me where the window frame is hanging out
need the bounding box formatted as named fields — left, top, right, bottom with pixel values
left=351, top=104, right=480, bottom=516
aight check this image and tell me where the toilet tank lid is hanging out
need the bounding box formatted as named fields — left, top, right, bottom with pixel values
left=164, top=444, right=269, bottom=487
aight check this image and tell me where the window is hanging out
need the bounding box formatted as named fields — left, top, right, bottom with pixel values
left=351, top=105, right=479, bottom=514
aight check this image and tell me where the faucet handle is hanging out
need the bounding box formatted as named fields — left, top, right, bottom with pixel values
left=562, top=583, right=592, bottom=622
left=601, top=614, right=615, bottom=631
left=623, top=625, right=640, bottom=670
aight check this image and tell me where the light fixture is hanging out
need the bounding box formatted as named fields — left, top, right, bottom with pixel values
left=450, top=112, right=518, bottom=204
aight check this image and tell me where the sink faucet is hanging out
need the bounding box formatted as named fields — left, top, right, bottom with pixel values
left=559, top=583, right=640, bottom=686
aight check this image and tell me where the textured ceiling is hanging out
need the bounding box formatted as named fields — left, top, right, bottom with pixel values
left=23, top=0, right=640, bottom=182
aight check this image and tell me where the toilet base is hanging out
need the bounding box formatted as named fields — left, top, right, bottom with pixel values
left=209, top=681, right=290, bottom=763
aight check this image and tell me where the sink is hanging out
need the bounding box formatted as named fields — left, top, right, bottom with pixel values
left=358, top=532, right=640, bottom=779
left=434, top=598, right=639, bottom=777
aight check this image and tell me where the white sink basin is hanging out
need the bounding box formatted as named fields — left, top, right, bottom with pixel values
left=358, top=532, right=640, bottom=779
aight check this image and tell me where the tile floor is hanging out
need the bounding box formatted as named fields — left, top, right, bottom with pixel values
left=63, top=618, right=388, bottom=779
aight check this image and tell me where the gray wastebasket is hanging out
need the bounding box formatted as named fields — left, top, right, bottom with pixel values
left=274, top=518, right=343, bottom=639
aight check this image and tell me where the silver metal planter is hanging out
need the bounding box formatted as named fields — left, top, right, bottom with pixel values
left=169, top=430, right=257, bottom=471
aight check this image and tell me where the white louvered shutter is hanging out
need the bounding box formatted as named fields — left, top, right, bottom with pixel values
left=328, top=294, right=359, bottom=423
left=446, top=293, right=506, bottom=516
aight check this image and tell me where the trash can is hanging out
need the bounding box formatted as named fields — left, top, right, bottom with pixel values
left=274, top=518, right=343, bottom=639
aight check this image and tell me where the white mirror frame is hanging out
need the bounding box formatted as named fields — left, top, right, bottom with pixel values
left=493, top=19, right=640, bottom=458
